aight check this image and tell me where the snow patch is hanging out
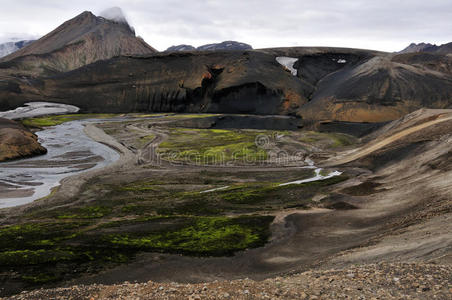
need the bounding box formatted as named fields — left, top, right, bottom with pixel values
left=276, top=57, right=298, bottom=76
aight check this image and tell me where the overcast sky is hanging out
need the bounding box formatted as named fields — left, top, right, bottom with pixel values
left=0, top=0, right=451, bottom=52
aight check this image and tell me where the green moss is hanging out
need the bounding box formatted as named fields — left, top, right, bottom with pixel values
left=102, top=215, right=273, bottom=256
left=0, top=222, right=88, bottom=250
left=158, top=128, right=274, bottom=164
left=21, top=114, right=118, bottom=128
left=0, top=249, right=77, bottom=266
left=57, top=206, right=112, bottom=219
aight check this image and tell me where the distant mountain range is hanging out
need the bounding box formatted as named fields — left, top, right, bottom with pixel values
left=0, top=8, right=451, bottom=123
left=0, top=40, right=35, bottom=58
left=166, top=41, right=252, bottom=52
left=400, top=42, right=452, bottom=54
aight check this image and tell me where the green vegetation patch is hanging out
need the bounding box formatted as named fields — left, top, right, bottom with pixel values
left=21, top=113, right=117, bottom=128
left=0, top=222, right=88, bottom=250
left=0, top=249, right=77, bottom=266
left=100, top=215, right=274, bottom=256
left=158, top=128, right=271, bottom=164
left=157, top=174, right=348, bottom=215
left=56, top=206, right=113, bottom=219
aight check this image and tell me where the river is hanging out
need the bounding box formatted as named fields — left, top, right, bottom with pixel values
left=0, top=101, right=125, bottom=208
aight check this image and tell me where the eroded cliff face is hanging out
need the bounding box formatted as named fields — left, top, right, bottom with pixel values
left=1, top=47, right=452, bottom=123
left=0, top=118, right=46, bottom=162
left=16, top=51, right=310, bottom=116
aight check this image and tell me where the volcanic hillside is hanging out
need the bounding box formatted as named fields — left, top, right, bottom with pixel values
left=0, top=10, right=156, bottom=75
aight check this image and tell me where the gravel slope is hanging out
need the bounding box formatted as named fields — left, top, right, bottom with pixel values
left=4, top=263, right=451, bottom=299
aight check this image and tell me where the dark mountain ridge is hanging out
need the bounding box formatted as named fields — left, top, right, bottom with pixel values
left=400, top=42, right=452, bottom=54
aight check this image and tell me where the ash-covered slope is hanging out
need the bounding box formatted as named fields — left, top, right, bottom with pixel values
left=0, top=9, right=156, bottom=75
left=34, top=51, right=309, bottom=115
left=292, top=50, right=452, bottom=122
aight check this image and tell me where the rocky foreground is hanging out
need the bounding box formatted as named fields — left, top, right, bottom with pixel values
left=5, top=263, right=451, bottom=300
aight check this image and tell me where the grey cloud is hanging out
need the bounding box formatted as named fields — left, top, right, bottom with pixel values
left=0, top=0, right=451, bottom=51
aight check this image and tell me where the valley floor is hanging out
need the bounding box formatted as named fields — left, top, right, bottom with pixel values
left=0, top=111, right=451, bottom=298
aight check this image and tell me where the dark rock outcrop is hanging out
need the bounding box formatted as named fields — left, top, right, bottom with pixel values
left=0, top=118, right=47, bottom=162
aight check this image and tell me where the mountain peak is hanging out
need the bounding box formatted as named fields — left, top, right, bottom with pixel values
left=399, top=42, right=436, bottom=53
left=0, top=8, right=156, bottom=73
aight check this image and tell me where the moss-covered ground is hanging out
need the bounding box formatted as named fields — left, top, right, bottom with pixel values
left=157, top=128, right=281, bottom=164
left=21, top=114, right=119, bottom=127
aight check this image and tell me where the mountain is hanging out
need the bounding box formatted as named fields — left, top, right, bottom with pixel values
left=0, top=8, right=156, bottom=75
left=0, top=40, right=35, bottom=58
left=165, top=41, right=252, bottom=52
left=197, top=41, right=252, bottom=51
left=399, top=42, right=436, bottom=53
left=399, top=42, right=452, bottom=54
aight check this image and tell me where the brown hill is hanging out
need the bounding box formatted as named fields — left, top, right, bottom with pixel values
left=0, top=118, right=46, bottom=162
left=0, top=11, right=156, bottom=75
